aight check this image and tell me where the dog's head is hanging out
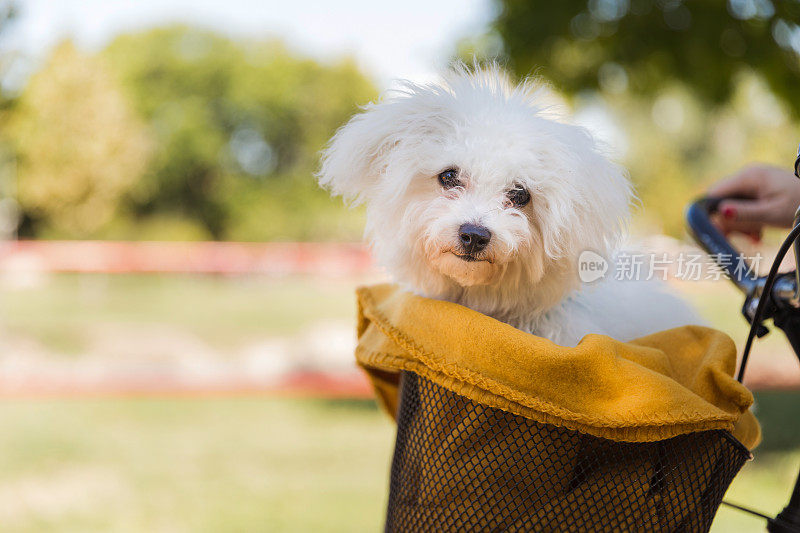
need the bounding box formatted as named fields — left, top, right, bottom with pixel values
left=319, top=66, right=631, bottom=315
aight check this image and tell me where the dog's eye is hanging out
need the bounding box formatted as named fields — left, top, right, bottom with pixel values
left=507, top=185, right=531, bottom=207
left=437, top=168, right=461, bottom=189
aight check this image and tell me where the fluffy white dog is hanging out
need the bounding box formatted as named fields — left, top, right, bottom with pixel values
left=319, top=66, right=698, bottom=346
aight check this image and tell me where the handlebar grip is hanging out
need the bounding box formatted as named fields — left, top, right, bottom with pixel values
left=685, top=197, right=758, bottom=293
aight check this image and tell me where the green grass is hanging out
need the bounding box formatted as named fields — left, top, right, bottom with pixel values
left=0, top=397, right=395, bottom=533
left=0, top=274, right=359, bottom=354
left=712, top=451, right=800, bottom=532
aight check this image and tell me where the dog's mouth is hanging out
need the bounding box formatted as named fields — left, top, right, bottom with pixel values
left=430, top=249, right=503, bottom=287
left=450, top=251, right=491, bottom=263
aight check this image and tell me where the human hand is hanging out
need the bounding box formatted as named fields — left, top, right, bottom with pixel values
left=707, top=164, right=800, bottom=239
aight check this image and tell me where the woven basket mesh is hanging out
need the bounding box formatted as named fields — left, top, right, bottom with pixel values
left=385, top=371, right=749, bottom=533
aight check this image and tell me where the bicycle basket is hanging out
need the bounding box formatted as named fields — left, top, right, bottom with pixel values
left=356, top=284, right=760, bottom=533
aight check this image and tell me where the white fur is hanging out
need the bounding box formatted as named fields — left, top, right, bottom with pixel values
left=319, top=65, right=699, bottom=346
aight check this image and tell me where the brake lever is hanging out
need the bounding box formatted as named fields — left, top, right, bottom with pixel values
left=742, top=284, right=772, bottom=338
left=795, top=143, right=800, bottom=178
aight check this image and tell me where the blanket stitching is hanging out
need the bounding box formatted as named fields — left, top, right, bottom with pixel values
left=357, top=288, right=740, bottom=430
left=356, top=347, right=736, bottom=442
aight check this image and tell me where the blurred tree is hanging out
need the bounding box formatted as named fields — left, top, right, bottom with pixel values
left=484, top=0, right=800, bottom=116
left=0, top=0, right=17, bottom=107
left=102, top=26, right=377, bottom=240
left=0, top=1, right=20, bottom=240
left=7, top=41, right=152, bottom=237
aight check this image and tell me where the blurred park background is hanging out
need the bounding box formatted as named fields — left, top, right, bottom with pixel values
left=0, top=0, right=798, bottom=531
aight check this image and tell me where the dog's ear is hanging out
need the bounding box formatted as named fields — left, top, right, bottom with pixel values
left=317, top=103, right=398, bottom=206
left=535, top=125, right=633, bottom=262
left=577, top=151, right=633, bottom=255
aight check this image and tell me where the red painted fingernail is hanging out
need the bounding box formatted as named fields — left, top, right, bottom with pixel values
left=722, top=206, right=736, bottom=220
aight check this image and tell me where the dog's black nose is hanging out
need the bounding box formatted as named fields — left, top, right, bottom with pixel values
left=458, top=223, right=491, bottom=255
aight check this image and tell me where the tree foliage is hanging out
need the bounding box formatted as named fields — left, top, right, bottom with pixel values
left=101, top=26, right=377, bottom=240
left=488, top=0, right=800, bottom=116
left=0, top=0, right=17, bottom=107
left=8, top=42, right=151, bottom=237
left=6, top=26, right=376, bottom=240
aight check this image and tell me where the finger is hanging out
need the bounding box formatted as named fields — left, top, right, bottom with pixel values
left=718, top=221, right=765, bottom=235
left=712, top=212, right=765, bottom=235
left=708, top=167, right=768, bottom=199
left=717, top=198, right=778, bottom=224
left=746, top=230, right=763, bottom=244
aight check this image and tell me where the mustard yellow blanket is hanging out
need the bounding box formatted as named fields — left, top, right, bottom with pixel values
left=356, top=284, right=760, bottom=449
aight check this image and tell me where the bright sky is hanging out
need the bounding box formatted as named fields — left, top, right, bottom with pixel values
left=3, top=0, right=496, bottom=88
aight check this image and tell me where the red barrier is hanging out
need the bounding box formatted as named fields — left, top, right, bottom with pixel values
left=0, top=371, right=375, bottom=400
left=0, top=240, right=375, bottom=275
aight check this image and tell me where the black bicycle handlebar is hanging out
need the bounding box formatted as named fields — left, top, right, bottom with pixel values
left=687, top=197, right=800, bottom=311
left=685, top=197, right=760, bottom=294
